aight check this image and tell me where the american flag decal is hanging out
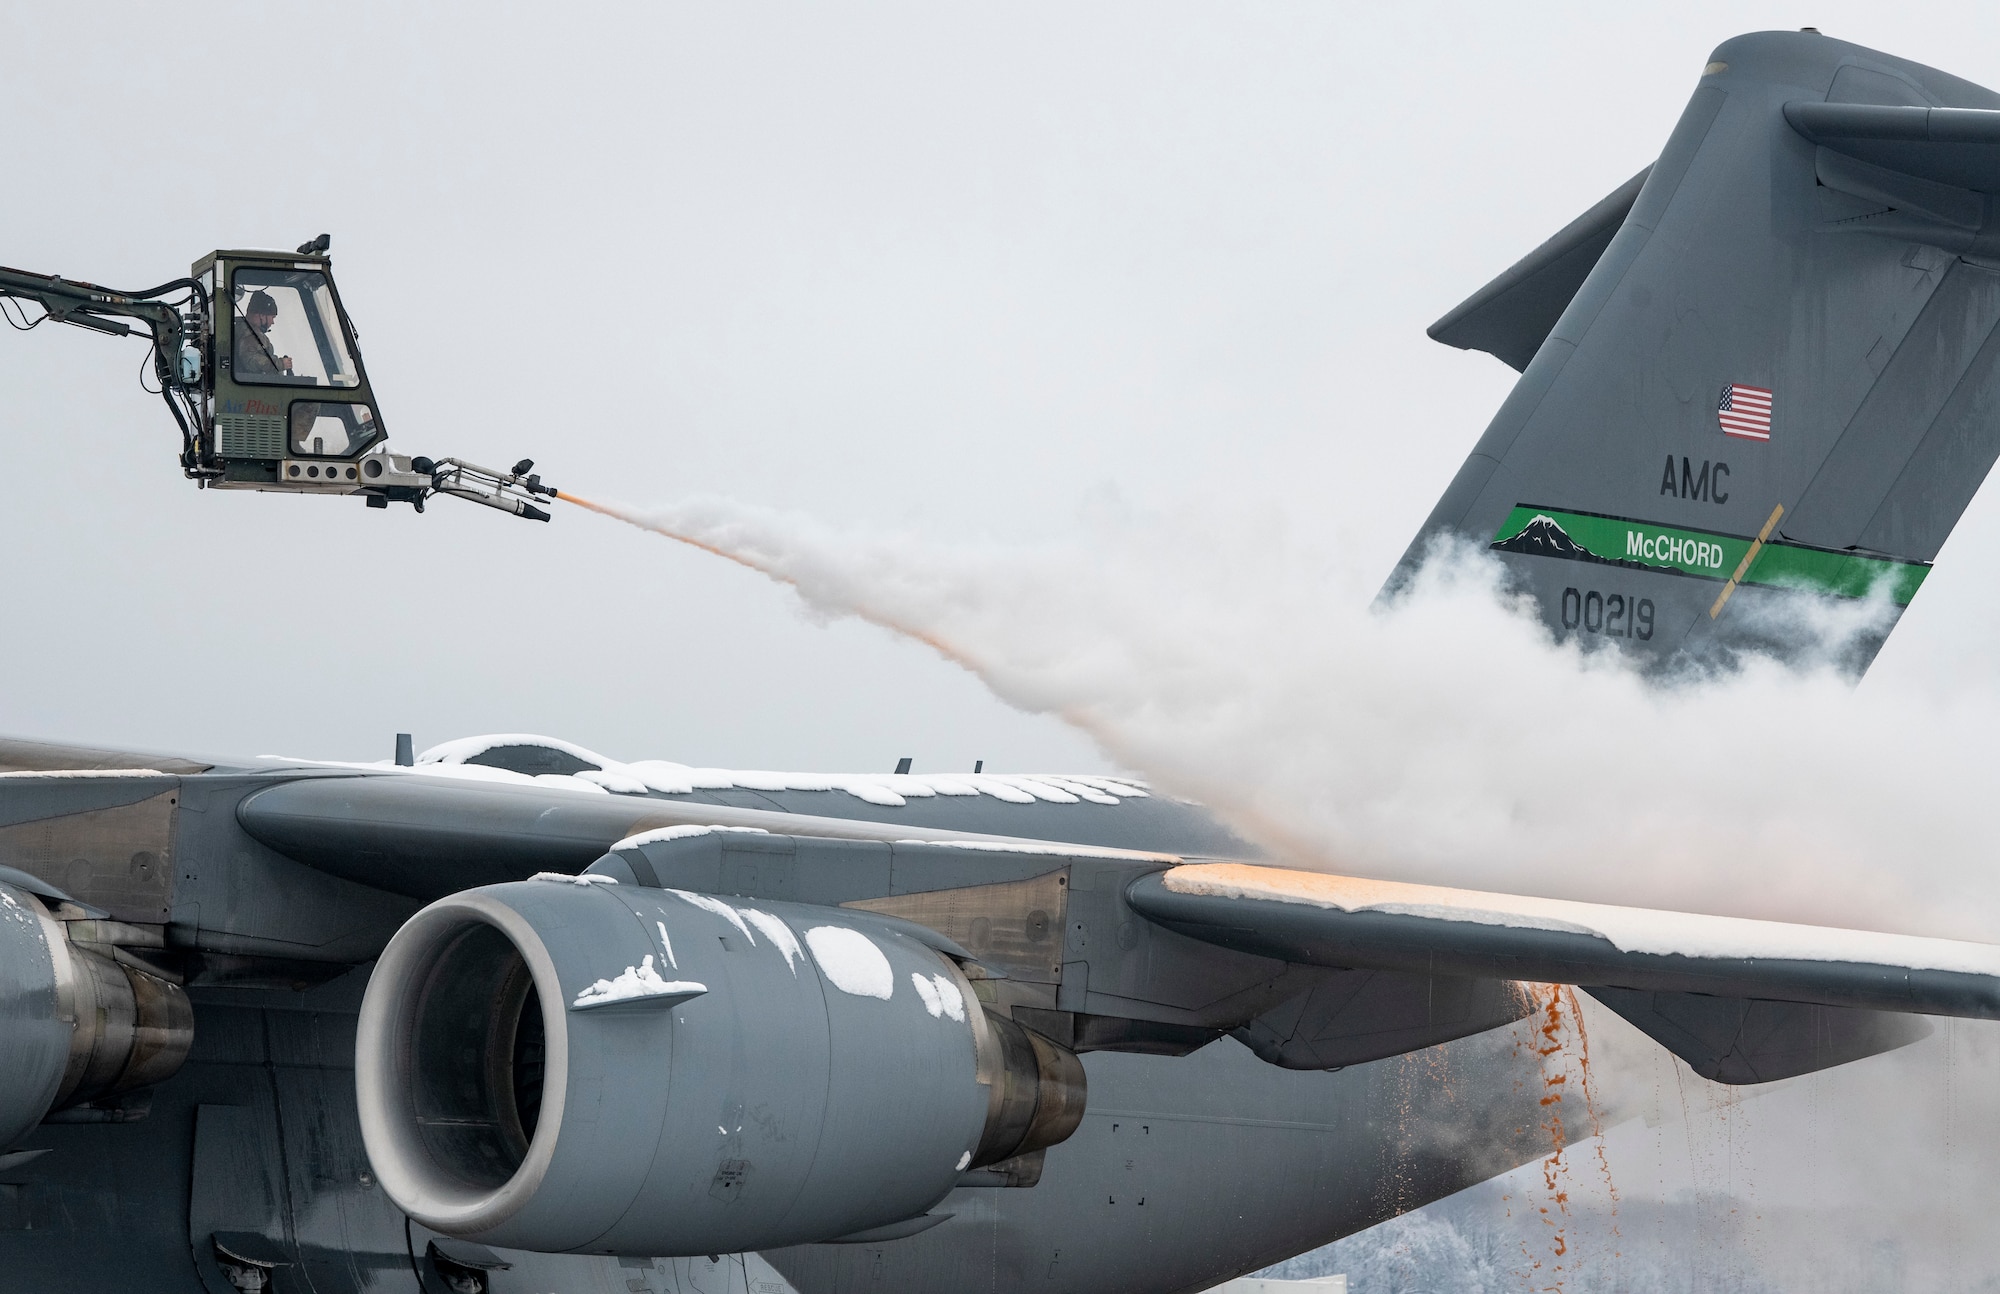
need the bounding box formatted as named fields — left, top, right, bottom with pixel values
left=1718, top=382, right=1773, bottom=440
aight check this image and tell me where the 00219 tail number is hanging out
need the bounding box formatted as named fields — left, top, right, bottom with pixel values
left=1560, top=587, right=1654, bottom=639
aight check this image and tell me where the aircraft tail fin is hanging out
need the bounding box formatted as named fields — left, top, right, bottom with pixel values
left=1392, top=30, right=2000, bottom=674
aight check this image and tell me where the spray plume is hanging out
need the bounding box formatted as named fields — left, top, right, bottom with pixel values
left=559, top=489, right=2000, bottom=944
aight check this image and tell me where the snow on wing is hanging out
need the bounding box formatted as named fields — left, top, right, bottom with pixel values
left=1127, top=862, right=2000, bottom=1020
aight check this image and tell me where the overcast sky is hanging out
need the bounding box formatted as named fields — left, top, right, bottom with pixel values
left=7, top=5, right=2000, bottom=1274
left=4, top=2, right=2000, bottom=775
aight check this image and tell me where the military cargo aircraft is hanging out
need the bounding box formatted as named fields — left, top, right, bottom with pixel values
left=7, top=26, right=2000, bottom=1294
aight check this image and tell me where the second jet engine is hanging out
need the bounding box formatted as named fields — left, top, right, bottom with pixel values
left=355, top=875, right=1084, bottom=1256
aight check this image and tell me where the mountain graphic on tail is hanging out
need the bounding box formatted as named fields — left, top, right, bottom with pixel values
left=1489, top=514, right=1607, bottom=564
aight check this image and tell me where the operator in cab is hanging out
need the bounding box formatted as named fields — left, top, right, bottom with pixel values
left=234, top=290, right=294, bottom=377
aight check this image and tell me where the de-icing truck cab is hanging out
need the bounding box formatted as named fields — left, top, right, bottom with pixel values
left=0, top=235, right=556, bottom=521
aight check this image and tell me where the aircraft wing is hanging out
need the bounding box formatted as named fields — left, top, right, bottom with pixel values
left=0, top=727, right=1988, bottom=1276
left=1126, top=862, right=2000, bottom=1015
left=1127, top=862, right=2000, bottom=1082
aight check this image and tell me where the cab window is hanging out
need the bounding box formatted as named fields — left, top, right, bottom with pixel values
left=290, top=402, right=380, bottom=457
left=231, top=269, right=361, bottom=389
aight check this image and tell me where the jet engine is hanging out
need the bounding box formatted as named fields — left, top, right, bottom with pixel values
left=0, top=879, right=194, bottom=1146
left=355, top=876, right=1085, bottom=1256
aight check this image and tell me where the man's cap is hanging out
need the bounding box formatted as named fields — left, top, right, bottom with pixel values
left=247, top=291, right=278, bottom=315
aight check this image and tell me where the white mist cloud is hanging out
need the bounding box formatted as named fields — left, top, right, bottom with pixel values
left=571, top=491, right=2000, bottom=944
left=572, top=489, right=2000, bottom=1284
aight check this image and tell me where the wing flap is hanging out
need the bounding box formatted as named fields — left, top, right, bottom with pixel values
left=1125, top=863, right=2000, bottom=1022
left=1234, top=968, right=1534, bottom=1071
left=1584, top=987, right=1930, bottom=1084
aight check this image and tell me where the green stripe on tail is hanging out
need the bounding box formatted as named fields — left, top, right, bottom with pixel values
left=1490, top=506, right=1928, bottom=605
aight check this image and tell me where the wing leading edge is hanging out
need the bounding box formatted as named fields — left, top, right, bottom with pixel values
left=1127, top=863, right=2000, bottom=1082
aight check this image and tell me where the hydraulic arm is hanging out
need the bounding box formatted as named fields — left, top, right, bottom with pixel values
left=0, top=235, right=555, bottom=520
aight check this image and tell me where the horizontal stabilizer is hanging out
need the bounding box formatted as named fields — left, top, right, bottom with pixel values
left=1785, top=102, right=2000, bottom=193
left=1126, top=863, right=2000, bottom=1080
left=1427, top=168, right=1650, bottom=371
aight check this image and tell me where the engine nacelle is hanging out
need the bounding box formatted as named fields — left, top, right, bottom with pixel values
left=356, top=877, right=1084, bottom=1256
left=0, top=880, right=193, bottom=1145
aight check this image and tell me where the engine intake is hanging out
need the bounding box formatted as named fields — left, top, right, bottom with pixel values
left=357, top=878, right=1083, bottom=1256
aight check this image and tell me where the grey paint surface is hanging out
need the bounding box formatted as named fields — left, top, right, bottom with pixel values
left=0, top=976, right=1554, bottom=1294
left=0, top=724, right=1980, bottom=1291
left=1390, top=31, right=2000, bottom=672
left=0, top=763, right=1564, bottom=1294
left=359, top=882, right=994, bottom=1256
left=0, top=884, right=68, bottom=1149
